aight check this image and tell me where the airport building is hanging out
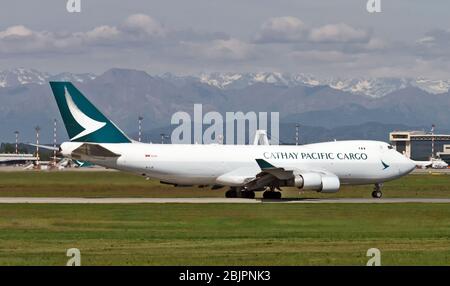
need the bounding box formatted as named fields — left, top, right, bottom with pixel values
left=390, top=131, right=450, bottom=163
left=437, top=145, right=450, bottom=164
left=0, top=153, right=37, bottom=165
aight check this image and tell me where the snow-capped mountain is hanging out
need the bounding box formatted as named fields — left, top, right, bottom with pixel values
left=1, top=68, right=449, bottom=98
left=198, top=72, right=320, bottom=89
left=197, top=72, right=449, bottom=97
left=49, top=72, right=97, bottom=83
left=324, top=78, right=411, bottom=98
left=0, top=68, right=96, bottom=88
left=412, top=78, right=450, bottom=94
left=0, top=68, right=50, bottom=87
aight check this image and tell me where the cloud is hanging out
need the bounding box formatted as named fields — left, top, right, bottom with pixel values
left=182, top=38, right=252, bottom=61
left=0, top=24, right=123, bottom=54
left=83, top=25, right=120, bottom=42
left=422, top=29, right=450, bottom=44
left=289, top=50, right=356, bottom=63
left=309, top=23, right=370, bottom=43
left=2, top=13, right=448, bottom=79
left=0, top=25, right=33, bottom=38
left=121, top=14, right=165, bottom=38
left=255, top=16, right=306, bottom=43
left=0, top=25, right=58, bottom=54
left=415, top=29, right=450, bottom=60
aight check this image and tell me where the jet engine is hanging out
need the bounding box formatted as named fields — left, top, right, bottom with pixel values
left=288, top=172, right=340, bottom=193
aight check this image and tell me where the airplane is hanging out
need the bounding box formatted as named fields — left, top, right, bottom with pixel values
left=414, top=158, right=448, bottom=169
left=48, top=82, right=416, bottom=199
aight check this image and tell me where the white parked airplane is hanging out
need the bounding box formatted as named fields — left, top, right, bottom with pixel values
left=49, top=82, right=416, bottom=199
left=414, top=158, right=448, bottom=169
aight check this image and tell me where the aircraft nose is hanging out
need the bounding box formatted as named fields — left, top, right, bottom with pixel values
left=399, top=157, right=416, bottom=175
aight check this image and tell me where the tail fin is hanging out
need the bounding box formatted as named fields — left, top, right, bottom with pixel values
left=49, top=82, right=131, bottom=143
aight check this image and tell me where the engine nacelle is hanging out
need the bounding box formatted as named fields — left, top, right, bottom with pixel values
left=290, top=172, right=340, bottom=193
left=319, top=174, right=340, bottom=193
left=292, top=172, right=322, bottom=189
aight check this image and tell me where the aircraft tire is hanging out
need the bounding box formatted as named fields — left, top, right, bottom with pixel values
left=241, top=191, right=255, bottom=199
left=225, top=189, right=238, bottom=198
left=372, top=190, right=382, bottom=199
left=263, top=191, right=282, bottom=199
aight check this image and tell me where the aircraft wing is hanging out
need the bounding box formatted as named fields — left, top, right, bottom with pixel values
left=215, top=166, right=261, bottom=186
left=242, top=159, right=340, bottom=192
left=240, top=159, right=295, bottom=191
left=215, top=158, right=340, bottom=192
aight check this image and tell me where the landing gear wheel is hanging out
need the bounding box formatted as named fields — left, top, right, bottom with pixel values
left=372, top=183, right=383, bottom=199
left=372, top=190, right=382, bottom=199
left=241, top=191, right=255, bottom=199
left=225, top=189, right=238, bottom=198
left=263, top=191, right=282, bottom=199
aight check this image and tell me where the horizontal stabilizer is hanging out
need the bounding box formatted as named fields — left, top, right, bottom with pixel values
left=72, top=143, right=120, bottom=159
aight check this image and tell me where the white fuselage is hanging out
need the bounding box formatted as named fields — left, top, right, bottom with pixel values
left=61, top=140, right=416, bottom=187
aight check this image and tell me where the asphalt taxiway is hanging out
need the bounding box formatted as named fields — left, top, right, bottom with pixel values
left=0, top=197, right=448, bottom=204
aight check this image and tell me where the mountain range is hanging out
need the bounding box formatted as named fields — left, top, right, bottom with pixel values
left=0, top=68, right=448, bottom=144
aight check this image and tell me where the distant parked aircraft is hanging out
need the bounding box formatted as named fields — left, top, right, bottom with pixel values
left=414, top=158, right=449, bottom=169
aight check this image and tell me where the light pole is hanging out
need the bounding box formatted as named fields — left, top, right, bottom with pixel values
left=431, top=124, right=435, bottom=159
left=53, top=119, right=57, bottom=165
left=14, top=131, right=19, bottom=154
left=138, top=116, right=143, bottom=142
left=35, top=126, right=41, bottom=165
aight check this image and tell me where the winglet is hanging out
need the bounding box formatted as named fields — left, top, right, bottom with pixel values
left=256, top=159, right=276, bottom=170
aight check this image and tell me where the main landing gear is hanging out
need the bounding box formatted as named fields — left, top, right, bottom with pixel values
left=372, top=183, right=383, bottom=199
left=262, top=190, right=281, bottom=199
left=225, top=188, right=238, bottom=198
left=262, top=186, right=282, bottom=199
left=225, top=187, right=255, bottom=199
left=225, top=186, right=282, bottom=199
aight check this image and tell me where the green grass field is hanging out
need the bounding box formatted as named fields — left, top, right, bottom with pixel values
left=0, top=171, right=448, bottom=265
left=0, top=171, right=449, bottom=198
left=0, top=171, right=450, bottom=198
left=0, top=203, right=449, bottom=266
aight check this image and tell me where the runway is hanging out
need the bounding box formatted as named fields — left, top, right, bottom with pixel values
left=0, top=197, right=449, bottom=204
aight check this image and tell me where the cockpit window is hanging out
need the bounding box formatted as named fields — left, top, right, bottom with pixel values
left=388, top=145, right=393, bottom=150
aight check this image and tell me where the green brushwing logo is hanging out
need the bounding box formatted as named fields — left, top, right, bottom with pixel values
left=49, top=82, right=131, bottom=143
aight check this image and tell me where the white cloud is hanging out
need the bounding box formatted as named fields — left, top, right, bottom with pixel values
left=1, top=13, right=449, bottom=79
left=255, top=16, right=306, bottom=43
left=309, top=23, right=369, bottom=43
left=183, top=38, right=252, bottom=60
left=289, top=50, right=355, bottom=63
left=0, top=25, right=33, bottom=38
left=122, top=14, right=165, bottom=37
left=83, top=25, right=120, bottom=42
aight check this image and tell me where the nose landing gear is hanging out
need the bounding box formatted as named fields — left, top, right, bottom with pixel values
left=372, top=183, right=383, bottom=199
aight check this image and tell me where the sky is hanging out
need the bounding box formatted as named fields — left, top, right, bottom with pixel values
left=1, top=0, right=450, bottom=78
